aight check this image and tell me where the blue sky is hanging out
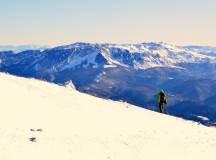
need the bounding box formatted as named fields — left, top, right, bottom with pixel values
left=0, top=0, right=215, bottom=46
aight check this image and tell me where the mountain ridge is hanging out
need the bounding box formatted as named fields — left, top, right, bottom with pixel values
left=0, top=42, right=216, bottom=125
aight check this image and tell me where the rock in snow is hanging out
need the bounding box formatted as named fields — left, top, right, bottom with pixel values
left=0, top=73, right=216, bottom=160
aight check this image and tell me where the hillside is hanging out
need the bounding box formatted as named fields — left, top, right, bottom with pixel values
left=1, top=42, right=216, bottom=125
left=0, top=73, right=216, bottom=160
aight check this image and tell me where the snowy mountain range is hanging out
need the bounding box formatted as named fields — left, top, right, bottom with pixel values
left=0, top=42, right=216, bottom=125
left=183, top=45, right=216, bottom=56
left=1, top=73, right=216, bottom=160
left=0, top=45, right=48, bottom=53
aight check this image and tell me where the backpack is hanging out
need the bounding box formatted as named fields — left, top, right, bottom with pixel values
left=160, top=92, right=167, bottom=104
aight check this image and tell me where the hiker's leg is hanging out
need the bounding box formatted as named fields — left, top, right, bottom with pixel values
left=159, top=103, right=163, bottom=113
left=161, top=103, right=164, bottom=113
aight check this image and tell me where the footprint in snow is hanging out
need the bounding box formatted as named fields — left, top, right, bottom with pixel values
left=29, top=129, right=43, bottom=142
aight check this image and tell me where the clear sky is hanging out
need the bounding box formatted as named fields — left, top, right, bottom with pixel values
left=0, top=0, right=215, bottom=46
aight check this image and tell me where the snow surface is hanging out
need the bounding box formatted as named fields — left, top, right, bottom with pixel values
left=0, top=73, right=216, bottom=160
left=58, top=42, right=215, bottom=70
left=60, top=51, right=99, bottom=70
left=183, top=46, right=216, bottom=54
left=196, top=116, right=210, bottom=121
left=106, top=43, right=214, bottom=68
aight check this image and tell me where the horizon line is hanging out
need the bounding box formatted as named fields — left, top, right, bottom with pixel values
left=0, top=41, right=216, bottom=47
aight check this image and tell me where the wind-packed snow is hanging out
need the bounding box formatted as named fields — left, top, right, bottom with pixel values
left=0, top=73, right=216, bottom=160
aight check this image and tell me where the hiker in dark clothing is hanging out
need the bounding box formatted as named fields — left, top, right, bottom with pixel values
left=156, top=89, right=167, bottom=113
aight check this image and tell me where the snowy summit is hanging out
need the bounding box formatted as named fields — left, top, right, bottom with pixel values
left=0, top=73, right=216, bottom=160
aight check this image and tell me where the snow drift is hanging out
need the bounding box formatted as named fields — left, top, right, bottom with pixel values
left=0, top=73, right=216, bottom=160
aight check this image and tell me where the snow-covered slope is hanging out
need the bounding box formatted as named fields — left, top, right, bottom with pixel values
left=1, top=42, right=216, bottom=126
left=104, top=42, right=214, bottom=69
left=53, top=42, right=215, bottom=70
left=0, top=73, right=216, bottom=160
left=183, top=46, right=216, bottom=55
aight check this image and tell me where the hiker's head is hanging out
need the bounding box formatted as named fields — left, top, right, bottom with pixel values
left=160, top=89, right=164, bottom=93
